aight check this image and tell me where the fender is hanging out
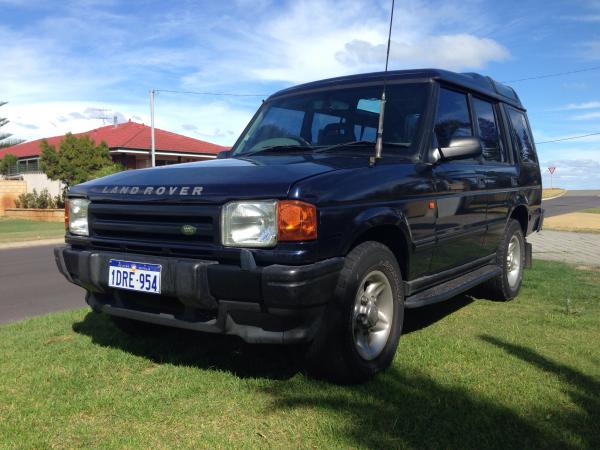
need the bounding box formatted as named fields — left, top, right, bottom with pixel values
left=341, top=206, right=412, bottom=256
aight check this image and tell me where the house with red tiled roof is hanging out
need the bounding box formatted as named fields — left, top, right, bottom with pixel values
left=0, top=121, right=228, bottom=195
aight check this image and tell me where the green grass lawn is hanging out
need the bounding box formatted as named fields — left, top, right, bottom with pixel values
left=1, top=260, right=599, bottom=449
left=581, top=207, right=600, bottom=214
left=0, top=217, right=65, bottom=244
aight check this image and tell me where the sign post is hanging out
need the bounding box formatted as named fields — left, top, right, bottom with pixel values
left=548, top=166, right=556, bottom=189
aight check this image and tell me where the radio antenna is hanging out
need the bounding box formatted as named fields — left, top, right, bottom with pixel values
left=371, top=0, right=395, bottom=165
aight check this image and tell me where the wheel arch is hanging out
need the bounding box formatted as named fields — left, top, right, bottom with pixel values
left=509, top=203, right=529, bottom=234
left=342, top=207, right=411, bottom=278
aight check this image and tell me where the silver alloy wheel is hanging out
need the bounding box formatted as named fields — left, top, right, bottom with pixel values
left=506, top=235, right=522, bottom=288
left=352, top=270, right=394, bottom=361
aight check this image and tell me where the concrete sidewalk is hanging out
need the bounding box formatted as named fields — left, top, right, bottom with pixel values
left=528, top=230, right=600, bottom=266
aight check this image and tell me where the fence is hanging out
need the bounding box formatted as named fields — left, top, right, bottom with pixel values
left=0, top=180, right=27, bottom=215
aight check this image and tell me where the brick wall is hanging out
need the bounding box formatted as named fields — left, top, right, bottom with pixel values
left=4, top=208, right=64, bottom=222
left=0, top=180, right=27, bottom=215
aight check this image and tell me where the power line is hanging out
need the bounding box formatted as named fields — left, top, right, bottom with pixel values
left=503, top=65, right=600, bottom=83
left=536, top=132, right=600, bottom=145
left=155, top=89, right=267, bottom=97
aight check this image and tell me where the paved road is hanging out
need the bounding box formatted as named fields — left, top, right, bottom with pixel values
left=0, top=244, right=84, bottom=325
left=543, top=190, right=600, bottom=217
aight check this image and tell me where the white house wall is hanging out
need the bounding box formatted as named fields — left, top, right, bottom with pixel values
left=21, top=173, right=63, bottom=196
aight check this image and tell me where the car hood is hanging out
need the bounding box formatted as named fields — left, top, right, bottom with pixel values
left=70, top=154, right=369, bottom=203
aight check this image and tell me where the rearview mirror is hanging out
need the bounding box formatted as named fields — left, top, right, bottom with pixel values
left=216, top=150, right=231, bottom=159
left=439, top=137, right=481, bottom=160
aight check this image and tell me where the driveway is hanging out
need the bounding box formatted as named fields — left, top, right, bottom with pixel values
left=528, top=230, right=600, bottom=266
left=0, top=244, right=84, bottom=324
left=543, top=190, right=600, bottom=217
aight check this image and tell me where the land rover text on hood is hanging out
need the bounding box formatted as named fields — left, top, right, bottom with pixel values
left=55, top=69, right=543, bottom=383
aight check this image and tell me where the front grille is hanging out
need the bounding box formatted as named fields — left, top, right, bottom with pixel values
left=89, top=202, right=219, bottom=250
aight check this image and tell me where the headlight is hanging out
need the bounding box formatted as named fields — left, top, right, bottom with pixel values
left=68, top=198, right=90, bottom=236
left=221, top=201, right=277, bottom=247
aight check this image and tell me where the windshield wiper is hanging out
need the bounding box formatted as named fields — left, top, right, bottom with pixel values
left=314, top=140, right=410, bottom=153
left=242, top=145, right=315, bottom=157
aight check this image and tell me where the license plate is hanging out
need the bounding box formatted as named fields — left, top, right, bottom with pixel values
left=108, top=259, right=161, bottom=294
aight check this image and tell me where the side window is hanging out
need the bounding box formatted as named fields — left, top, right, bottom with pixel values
left=472, top=98, right=503, bottom=162
left=434, top=88, right=472, bottom=148
left=508, top=109, right=537, bottom=163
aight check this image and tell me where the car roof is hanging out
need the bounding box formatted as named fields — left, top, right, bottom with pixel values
left=268, top=68, right=524, bottom=110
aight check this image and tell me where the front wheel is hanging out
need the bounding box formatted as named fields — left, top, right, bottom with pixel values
left=305, top=241, right=404, bottom=384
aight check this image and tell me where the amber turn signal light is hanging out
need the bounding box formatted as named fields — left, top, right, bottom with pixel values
left=64, top=199, right=69, bottom=230
left=277, top=200, right=317, bottom=241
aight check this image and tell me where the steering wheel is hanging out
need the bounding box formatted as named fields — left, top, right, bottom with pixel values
left=249, top=135, right=311, bottom=152
left=287, top=135, right=311, bottom=147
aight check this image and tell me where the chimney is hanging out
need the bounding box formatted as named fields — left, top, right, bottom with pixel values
left=113, top=115, right=118, bottom=128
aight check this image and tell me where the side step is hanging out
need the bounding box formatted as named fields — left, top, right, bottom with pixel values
left=404, top=264, right=501, bottom=309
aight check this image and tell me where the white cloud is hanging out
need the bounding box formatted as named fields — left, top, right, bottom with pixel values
left=572, top=111, right=600, bottom=120
left=182, top=0, right=510, bottom=87
left=561, top=101, right=600, bottom=110
left=336, top=34, right=509, bottom=72
left=539, top=158, right=600, bottom=189
left=581, top=40, right=600, bottom=60
left=2, top=100, right=254, bottom=147
left=0, top=0, right=511, bottom=147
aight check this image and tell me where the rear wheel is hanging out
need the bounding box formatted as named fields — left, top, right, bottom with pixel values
left=305, top=241, right=404, bottom=384
left=478, top=219, right=525, bottom=301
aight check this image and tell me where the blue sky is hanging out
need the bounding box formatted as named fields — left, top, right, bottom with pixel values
left=1, top=0, right=599, bottom=188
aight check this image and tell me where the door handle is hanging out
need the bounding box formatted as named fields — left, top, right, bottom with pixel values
left=477, top=176, right=486, bottom=189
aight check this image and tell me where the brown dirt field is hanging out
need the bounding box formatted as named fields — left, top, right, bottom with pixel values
left=542, top=188, right=566, bottom=199
left=544, top=212, right=600, bottom=233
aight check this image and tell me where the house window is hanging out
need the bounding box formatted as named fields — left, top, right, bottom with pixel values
left=16, top=158, right=41, bottom=174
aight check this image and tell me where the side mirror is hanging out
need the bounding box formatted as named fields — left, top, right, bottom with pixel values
left=439, top=136, right=481, bottom=160
left=216, top=150, right=232, bottom=159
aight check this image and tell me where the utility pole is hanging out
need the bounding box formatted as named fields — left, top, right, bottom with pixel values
left=150, top=89, right=156, bottom=167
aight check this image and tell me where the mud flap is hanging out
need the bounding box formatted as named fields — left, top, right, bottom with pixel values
left=525, top=242, right=533, bottom=269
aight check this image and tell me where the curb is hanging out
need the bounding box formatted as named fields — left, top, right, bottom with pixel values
left=0, top=238, right=64, bottom=250
left=542, top=191, right=567, bottom=202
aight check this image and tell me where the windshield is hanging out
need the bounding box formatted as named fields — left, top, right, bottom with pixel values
left=232, top=83, right=429, bottom=157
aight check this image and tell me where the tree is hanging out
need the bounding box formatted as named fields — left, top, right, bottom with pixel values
left=91, top=163, right=125, bottom=180
left=0, top=153, right=18, bottom=176
left=40, top=133, right=122, bottom=189
left=0, top=101, right=25, bottom=149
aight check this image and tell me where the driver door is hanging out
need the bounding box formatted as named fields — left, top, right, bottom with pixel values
left=430, top=87, right=489, bottom=273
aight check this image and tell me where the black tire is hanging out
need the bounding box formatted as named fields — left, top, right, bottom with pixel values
left=478, top=219, right=526, bottom=301
left=304, top=241, right=404, bottom=384
left=110, top=315, right=165, bottom=337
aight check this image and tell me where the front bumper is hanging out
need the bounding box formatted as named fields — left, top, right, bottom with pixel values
left=54, top=246, right=343, bottom=344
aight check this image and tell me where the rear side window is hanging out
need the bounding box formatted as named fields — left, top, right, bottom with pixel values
left=472, top=98, right=503, bottom=162
left=508, top=109, right=537, bottom=163
left=434, top=88, right=472, bottom=148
